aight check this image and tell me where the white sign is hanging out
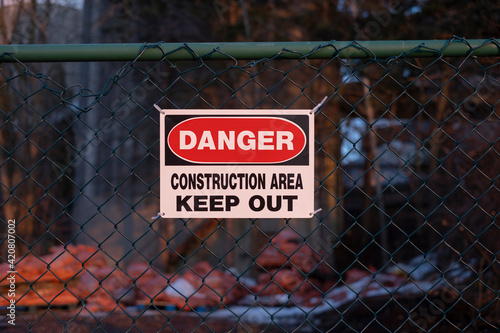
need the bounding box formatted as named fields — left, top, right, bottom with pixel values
left=159, top=109, right=314, bottom=218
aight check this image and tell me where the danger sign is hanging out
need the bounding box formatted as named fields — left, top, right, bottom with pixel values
left=159, top=109, right=314, bottom=218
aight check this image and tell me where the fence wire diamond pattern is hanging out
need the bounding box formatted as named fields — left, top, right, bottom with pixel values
left=0, top=38, right=499, bottom=332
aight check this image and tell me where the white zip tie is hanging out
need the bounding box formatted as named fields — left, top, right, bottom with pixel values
left=153, top=104, right=162, bottom=112
left=310, top=208, right=322, bottom=216
left=154, top=104, right=167, bottom=115
left=151, top=212, right=164, bottom=220
left=311, top=96, right=328, bottom=114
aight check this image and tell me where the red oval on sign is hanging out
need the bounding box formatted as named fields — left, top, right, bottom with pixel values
left=168, top=117, right=306, bottom=164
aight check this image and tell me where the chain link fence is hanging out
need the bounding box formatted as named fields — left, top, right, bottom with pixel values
left=0, top=38, right=499, bottom=332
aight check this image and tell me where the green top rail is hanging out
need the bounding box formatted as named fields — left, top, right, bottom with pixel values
left=1, top=39, right=499, bottom=62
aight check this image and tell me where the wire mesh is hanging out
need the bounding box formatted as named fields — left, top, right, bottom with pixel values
left=0, top=38, right=499, bottom=332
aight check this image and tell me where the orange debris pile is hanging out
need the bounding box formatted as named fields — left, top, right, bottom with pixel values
left=0, top=245, right=246, bottom=312
left=253, top=229, right=334, bottom=307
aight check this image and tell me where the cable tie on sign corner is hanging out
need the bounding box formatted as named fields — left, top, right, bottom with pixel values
left=310, top=208, right=322, bottom=216
left=153, top=104, right=166, bottom=115
left=151, top=212, right=164, bottom=220
left=311, top=96, right=328, bottom=115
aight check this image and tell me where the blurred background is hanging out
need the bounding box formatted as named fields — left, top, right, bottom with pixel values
left=0, top=1, right=499, bottom=330
left=0, top=0, right=499, bottom=286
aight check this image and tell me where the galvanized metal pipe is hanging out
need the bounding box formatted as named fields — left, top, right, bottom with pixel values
left=0, top=39, right=499, bottom=62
